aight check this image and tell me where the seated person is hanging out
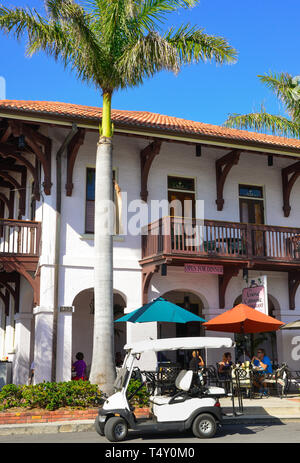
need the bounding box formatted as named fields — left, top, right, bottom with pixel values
left=218, top=352, right=233, bottom=379
left=251, top=348, right=272, bottom=395
left=189, top=350, right=205, bottom=372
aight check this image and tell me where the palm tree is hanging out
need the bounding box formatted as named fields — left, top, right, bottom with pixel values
left=225, top=72, right=300, bottom=138
left=0, top=0, right=237, bottom=394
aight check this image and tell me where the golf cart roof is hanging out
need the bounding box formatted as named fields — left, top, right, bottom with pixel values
left=124, top=336, right=234, bottom=354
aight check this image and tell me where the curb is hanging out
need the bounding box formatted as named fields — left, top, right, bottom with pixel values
left=0, top=420, right=95, bottom=436
left=0, top=415, right=300, bottom=436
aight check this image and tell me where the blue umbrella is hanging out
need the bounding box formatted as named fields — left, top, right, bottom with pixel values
left=115, top=297, right=206, bottom=324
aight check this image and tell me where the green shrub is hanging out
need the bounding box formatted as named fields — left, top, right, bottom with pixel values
left=127, top=379, right=150, bottom=408
left=0, top=381, right=102, bottom=411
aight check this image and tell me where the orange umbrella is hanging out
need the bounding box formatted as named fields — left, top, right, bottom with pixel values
left=202, top=304, right=284, bottom=334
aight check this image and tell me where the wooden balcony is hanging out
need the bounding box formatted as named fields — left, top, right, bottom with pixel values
left=141, top=217, right=300, bottom=271
left=0, top=219, right=41, bottom=258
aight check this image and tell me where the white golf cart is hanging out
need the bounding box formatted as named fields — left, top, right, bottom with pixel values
left=95, top=336, right=241, bottom=442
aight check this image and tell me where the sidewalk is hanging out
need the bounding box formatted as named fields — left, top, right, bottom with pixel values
left=0, top=394, right=299, bottom=436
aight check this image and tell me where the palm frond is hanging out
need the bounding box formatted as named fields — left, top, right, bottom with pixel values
left=136, top=0, right=199, bottom=31
left=224, top=111, right=300, bottom=138
left=118, top=31, right=179, bottom=87
left=258, top=72, right=300, bottom=121
left=165, top=24, right=237, bottom=65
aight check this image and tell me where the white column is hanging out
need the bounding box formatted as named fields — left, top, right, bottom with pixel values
left=13, top=313, right=33, bottom=385
left=33, top=306, right=54, bottom=383
left=56, top=306, right=74, bottom=382
left=0, top=304, right=5, bottom=358
left=4, top=294, right=15, bottom=360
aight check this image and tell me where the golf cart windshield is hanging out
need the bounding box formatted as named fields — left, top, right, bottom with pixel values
left=114, top=366, right=130, bottom=391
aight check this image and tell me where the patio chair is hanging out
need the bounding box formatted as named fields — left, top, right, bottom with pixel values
left=285, top=369, right=300, bottom=393
left=231, top=364, right=254, bottom=399
left=201, top=365, right=220, bottom=387
left=263, top=364, right=289, bottom=398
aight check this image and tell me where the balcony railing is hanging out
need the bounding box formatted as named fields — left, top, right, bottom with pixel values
left=141, top=217, right=300, bottom=263
left=0, top=219, right=41, bottom=257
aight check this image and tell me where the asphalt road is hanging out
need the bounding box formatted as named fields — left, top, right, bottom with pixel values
left=1, top=422, right=300, bottom=445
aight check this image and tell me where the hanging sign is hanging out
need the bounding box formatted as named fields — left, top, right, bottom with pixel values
left=184, top=264, right=224, bottom=274
left=242, top=276, right=268, bottom=315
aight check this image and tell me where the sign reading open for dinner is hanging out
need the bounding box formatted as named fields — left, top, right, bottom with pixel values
left=184, top=264, right=224, bottom=274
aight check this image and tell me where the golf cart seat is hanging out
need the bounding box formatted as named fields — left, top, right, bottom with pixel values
left=150, top=369, right=193, bottom=405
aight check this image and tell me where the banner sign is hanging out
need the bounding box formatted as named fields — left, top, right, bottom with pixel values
left=184, top=264, right=224, bottom=275
left=242, top=276, right=268, bottom=315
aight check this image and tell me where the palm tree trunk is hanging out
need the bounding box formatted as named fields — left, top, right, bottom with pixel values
left=89, top=91, right=116, bottom=394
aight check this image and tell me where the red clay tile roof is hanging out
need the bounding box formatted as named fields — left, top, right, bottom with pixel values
left=0, top=99, right=300, bottom=152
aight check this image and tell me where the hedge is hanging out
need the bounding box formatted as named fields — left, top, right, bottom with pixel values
left=0, top=379, right=150, bottom=411
left=0, top=381, right=102, bottom=411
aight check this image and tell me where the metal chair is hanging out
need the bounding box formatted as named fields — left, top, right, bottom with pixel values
left=263, top=364, right=289, bottom=398
left=231, top=365, right=254, bottom=399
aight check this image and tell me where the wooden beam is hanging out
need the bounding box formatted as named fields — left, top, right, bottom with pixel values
left=140, top=140, right=162, bottom=202
left=66, top=128, right=85, bottom=196
left=282, top=160, right=300, bottom=217
left=216, top=150, right=241, bottom=211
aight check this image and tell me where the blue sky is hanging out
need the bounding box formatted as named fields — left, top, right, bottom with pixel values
left=0, top=0, right=299, bottom=126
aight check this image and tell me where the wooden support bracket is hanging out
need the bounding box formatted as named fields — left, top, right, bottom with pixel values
left=142, top=264, right=159, bottom=305
left=288, top=271, right=300, bottom=310
left=140, top=140, right=162, bottom=202
left=282, top=161, right=300, bottom=217
left=0, top=142, right=40, bottom=201
left=66, top=128, right=85, bottom=196
left=0, top=170, right=26, bottom=217
left=9, top=121, right=52, bottom=195
left=218, top=266, right=240, bottom=309
left=216, top=150, right=241, bottom=211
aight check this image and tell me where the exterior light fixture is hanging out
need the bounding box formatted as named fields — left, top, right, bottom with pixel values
left=196, top=144, right=202, bottom=157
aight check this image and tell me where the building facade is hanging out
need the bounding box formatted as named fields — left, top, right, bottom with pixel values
left=0, top=100, right=299, bottom=384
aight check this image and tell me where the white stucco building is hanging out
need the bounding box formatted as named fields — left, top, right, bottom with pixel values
left=0, top=100, right=299, bottom=384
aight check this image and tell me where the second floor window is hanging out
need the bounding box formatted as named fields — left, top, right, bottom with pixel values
left=168, top=176, right=196, bottom=218
left=85, top=168, right=120, bottom=234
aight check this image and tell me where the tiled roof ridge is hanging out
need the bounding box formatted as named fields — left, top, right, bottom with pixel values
left=0, top=99, right=300, bottom=150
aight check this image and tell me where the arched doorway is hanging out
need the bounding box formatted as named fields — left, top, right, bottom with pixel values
left=72, top=289, right=126, bottom=376
left=161, top=290, right=205, bottom=366
left=233, top=295, right=279, bottom=366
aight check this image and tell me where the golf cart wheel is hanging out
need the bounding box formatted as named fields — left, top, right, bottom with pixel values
left=104, top=416, right=128, bottom=442
left=192, top=413, right=217, bottom=439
